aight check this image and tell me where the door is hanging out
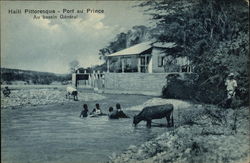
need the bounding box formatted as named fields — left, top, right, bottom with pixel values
left=140, top=55, right=151, bottom=73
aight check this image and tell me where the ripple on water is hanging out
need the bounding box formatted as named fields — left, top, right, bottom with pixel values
left=2, top=108, right=168, bottom=163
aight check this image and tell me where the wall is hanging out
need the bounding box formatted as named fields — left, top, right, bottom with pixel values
left=151, top=48, right=166, bottom=73
left=72, top=73, right=77, bottom=87
left=104, top=73, right=169, bottom=96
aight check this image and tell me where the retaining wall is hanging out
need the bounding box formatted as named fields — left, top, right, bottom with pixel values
left=104, top=73, right=169, bottom=96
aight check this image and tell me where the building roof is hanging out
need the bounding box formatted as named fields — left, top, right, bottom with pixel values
left=107, top=41, right=153, bottom=57
left=153, top=42, right=177, bottom=48
left=107, top=41, right=176, bottom=57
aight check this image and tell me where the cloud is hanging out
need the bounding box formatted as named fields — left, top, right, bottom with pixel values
left=69, top=13, right=109, bottom=33
left=1, top=1, right=150, bottom=73
left=93, top=22, right=107, bottom=30
left=31, top=17, right=60, bottom=32
left=29, top=13, right=109, bottom=35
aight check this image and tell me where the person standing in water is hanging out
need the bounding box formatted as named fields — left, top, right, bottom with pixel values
left=115, top=103, right=129, bottom=118
left=80, top=104, right=89, bottom=118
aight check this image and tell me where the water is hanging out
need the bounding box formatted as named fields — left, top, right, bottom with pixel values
left=1, top=104, right=168, bottom=163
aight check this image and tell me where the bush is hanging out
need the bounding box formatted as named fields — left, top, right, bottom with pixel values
left=162, top=72, right=248, bottom=106
left=162, top=73, right=198, bottom=100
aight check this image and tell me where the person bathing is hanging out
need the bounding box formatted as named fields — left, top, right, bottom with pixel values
left=108, top=103, right=129, bottom=119
left=108, top=107, right=119, bottom=119
left=90, top=103, right=107, bottom=116
left=116, top=103, right=129, bottom=118
left=91, top=103, right=102, bottom=115
left=80, top=104, right=88, bottom=118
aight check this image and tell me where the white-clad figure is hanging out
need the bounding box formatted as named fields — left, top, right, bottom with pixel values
left=225, top=73, right=237, bottom=107
left=225, top=73, right=237, bottom=98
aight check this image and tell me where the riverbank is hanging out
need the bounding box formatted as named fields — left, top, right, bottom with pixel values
left=1, top=85, right=106, bottom=109
left=1, top=85, right=249, bottom=163
left=109, top=104, right=249, bottom=163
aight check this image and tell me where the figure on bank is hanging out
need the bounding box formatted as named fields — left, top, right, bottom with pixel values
left=225, top=73, right=237, bottom=108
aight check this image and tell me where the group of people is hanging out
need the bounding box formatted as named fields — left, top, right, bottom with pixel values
left=79, top=103, right=129, bottom=119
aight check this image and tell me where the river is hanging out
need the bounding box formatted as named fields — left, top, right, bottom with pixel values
left=1, top=100, right=169, bottom=163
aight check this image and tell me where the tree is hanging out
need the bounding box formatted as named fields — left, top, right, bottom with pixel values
left=138, top=0, right=249, bottom=104
left=69, top=60, right=80, bottom=73
left=98, top=25, right=152, bottom=59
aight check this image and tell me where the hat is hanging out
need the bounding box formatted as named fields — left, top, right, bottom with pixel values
left=228, top=73, right=234, bottom=77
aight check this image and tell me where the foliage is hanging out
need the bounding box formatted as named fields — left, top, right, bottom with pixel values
left=91, top=64, right=107, bottom=73
left=68, top=60, right=80, bottom=73
left=162, top=73, right=198, bottom=100
left=97, top=0, right=249, bottom=104
left=139, top=0, right=249, bottom=104
left=98, top=25, right=153, bottom=59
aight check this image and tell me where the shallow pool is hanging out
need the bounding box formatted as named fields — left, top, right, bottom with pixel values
left=1, top=103, right=168, bottom=163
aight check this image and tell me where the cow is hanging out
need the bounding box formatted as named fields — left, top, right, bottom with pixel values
left=66, top=86, right=78, bottom=101
left=133, top=104, right=174, bottom=128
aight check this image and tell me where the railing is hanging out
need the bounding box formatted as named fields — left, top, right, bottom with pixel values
left=73, top=71, right=105, bottom=91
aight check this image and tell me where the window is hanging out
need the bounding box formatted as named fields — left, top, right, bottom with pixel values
left=158, top=56, right=164, bottom=67
left=140, top=55, right=151, bottom=73
left=180, top=65, right=192, bottom=72
left=123, top=57, right=133, bottom=72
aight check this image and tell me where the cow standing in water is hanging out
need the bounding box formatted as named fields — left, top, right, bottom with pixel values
left=66, top=86, right=78, bottom=101
left=133, top=104, right=174, bottom=128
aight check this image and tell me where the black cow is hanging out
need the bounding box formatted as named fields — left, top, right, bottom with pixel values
left=133, top=104, right=174, bottom=128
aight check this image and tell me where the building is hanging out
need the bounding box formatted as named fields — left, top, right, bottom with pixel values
left=106, top=41, right=192, bottom=73
left=73, top=41, right=195, bottom=96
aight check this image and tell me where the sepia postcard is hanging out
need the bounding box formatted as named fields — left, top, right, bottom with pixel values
left=1, top=0, right=249, bottom=163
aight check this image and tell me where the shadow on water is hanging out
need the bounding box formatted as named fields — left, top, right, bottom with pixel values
left=1, top=105, right=169, bottom=163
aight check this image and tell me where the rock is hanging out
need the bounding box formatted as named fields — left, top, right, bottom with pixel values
left=128, top=145, right=137, bottom=151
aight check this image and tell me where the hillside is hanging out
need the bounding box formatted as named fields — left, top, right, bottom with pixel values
left=0, top=68, right=71, bottom=85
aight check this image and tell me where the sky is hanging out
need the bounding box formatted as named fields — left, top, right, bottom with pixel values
left=1, top=1, right=150, bottom=74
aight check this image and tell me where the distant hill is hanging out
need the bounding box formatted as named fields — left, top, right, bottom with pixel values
left=1, top=68, right=71, bottom=85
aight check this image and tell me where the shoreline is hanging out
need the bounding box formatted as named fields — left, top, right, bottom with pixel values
left=1, top=85, right=106, bottom=109
left=109, top=105, right=249, bottom=163
left=1, top=85, right=249, bottom=163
